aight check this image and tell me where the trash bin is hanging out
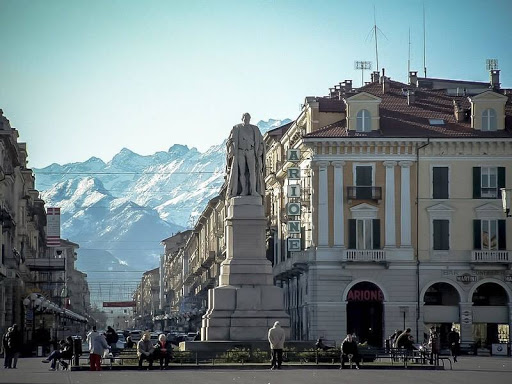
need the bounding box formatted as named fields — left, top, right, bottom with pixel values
left=72, top=336, right=83, bottom=366
left=491, top=343, right=507, bottom=356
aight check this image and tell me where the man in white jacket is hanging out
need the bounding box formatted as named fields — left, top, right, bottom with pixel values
left=268, top=321, right=285, bottom=370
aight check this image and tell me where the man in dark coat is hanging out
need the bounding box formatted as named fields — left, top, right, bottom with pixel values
left=7, top=325, right=22, bottom=369
left=2, top=327, right=12, bottom=369
left=448, top=328, right=460, bottom=362
left=340, top=334, right=361, bottom=369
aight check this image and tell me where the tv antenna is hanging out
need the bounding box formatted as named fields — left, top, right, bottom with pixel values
left=366, top=6, right=387, bottom=73
left=354, top=61, right=372, bottom=86
left=486, top=58, right=499, bottom=70
left=423, top=3, right=427, bottom=77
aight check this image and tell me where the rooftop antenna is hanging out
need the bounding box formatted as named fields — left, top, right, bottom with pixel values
left=486, top=58, right=499, bottom=71
left=366, top=5, right=387, bottom=73
left=423, top=2, right=427, bottom=78
left=355, top=61, right=372, bottom=86
left=408, top=28, right=411, bottom=79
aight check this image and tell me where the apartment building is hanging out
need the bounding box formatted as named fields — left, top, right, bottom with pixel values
left=264, top=69, right=512, bottom=350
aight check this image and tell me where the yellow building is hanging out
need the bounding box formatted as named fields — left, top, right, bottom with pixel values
left=264, top=69, right=512, bottom=351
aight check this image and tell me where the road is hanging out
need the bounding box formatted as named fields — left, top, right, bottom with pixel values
left=1, top=356, right=511, bottom=384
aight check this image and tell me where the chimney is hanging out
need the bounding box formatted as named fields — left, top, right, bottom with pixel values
left=371, top=71, right=380, bottom=83
left=490, top=69, right=501, bottom=90
left=344, top=80, right=352, bottom=92
left=453, top=100, right=465, bottom=122
left=409, top=71, right=418, bottom=87
left=381, top=68, right=389, bottom=93
left=407, top=90, right=415, bottom=105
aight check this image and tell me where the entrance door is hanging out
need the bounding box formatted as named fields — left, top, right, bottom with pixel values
left=346, top=282, right=384, bottom=347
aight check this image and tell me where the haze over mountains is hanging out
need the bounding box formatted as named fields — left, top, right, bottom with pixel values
left=33, top=119, right=291, bottom=301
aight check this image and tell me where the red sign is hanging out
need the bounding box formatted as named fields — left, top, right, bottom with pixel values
left=102, top=301, right=136, bottom=308
left=347, top=289, right=384, bottom=302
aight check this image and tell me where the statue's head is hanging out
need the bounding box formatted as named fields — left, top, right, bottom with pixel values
left=242, top=113, right=251, bottom=124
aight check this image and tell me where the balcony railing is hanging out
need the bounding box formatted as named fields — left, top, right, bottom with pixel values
left=471, top=250, right=510, bottom=263
left=25, top=257, right=65, bottom=271
left=344, top=250, right=386, bottom=262
left=346, top=186, right=382, bottom=201
left=480, top=187, right=499, bottom=199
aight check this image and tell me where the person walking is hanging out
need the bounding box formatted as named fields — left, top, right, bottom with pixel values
left=105, top=326, right=118, bottom=353
left=2, top=327, right=12, bottom=369
left=268, top=321, right=285, bottom=370
left=137, top=332, right=154, bottom=370
left=340, top=334, right=361, bottom=369
left=448, top=328, right=460, bottom=362
left=153, top=334, right=172, bottom=370
left=87, top=326, right=109, bottom=371
left=428, top=326, right=440, bottom=365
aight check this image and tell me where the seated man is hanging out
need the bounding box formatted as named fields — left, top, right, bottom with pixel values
left=153, top=334, right=172, bottom=369
left=340, top=334, right=361, bottom=369
left=42, top=336, right=73, bottom=371
left=137, top=333, right=154, bottom=370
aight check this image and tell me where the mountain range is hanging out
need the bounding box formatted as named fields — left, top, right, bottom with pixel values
left=33, top=119, right=291, bottom=302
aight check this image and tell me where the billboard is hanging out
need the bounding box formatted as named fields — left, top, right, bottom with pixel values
left=102, top=301, right=137, bottom=308
left=46, top=207, right=61, bottom=247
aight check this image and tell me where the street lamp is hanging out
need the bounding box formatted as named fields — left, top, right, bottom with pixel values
left=501, top=188, right=512, bottom=217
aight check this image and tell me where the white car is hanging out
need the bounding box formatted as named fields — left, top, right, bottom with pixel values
left=116, top=333, right=126, bottom=349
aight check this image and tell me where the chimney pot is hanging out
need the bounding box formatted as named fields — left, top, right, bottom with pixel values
left=407, top=90, right=415, bottom=105
left=409, top=71, right=418, bottom=87
left=490, top=69, right=501, bottom=90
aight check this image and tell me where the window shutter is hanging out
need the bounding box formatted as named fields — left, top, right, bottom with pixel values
left=441, top=220, right=450, bottom=250
left=498, top=167, right=506, bottom=198
left=348, top=219, right=356, bottom=249
left=372, top=219, right=381, bottom=249
left=473, top=167, right=481, bottom=199
left=433, top=167, right=449, bottom=199
left=498, top=220, right=506, bottom=250
left=433, top=220, right=441, bottom=250
left=473, top=220, right=481, bottom=250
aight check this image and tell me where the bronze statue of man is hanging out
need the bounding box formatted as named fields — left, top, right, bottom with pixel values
left=226, top=113, right=265, bottom=198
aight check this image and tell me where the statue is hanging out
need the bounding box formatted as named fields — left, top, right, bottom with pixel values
left=226, top=113, right=265, bottom=198
left=0, top=109, right=11, bottom=130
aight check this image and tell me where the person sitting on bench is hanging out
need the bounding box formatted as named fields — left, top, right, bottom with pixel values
left=42, top=336, right=73, bottom=370
left=340, top=334, right=361, bottom=369
left=153, top=334, right=172, bottom=370
left=137, top=332, right=154, bottom=370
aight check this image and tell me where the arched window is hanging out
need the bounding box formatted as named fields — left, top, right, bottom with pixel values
left=482, top=108, right=496, bottom=131
left=356, top=109, right=371, bottom=132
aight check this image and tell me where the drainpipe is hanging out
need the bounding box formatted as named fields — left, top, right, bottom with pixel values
left=416, top=138, right=430, bottom=343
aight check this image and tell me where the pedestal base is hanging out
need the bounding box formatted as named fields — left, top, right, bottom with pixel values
left=201, top=285, right=290, bottom=341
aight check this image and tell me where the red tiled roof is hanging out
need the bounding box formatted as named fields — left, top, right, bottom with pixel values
left=305, top=80, right=512, bottom=139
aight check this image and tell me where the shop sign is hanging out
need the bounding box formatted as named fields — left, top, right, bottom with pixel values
left=505, top=275, right=512, bottom=283
left=461, top=310, right=472, bottom=324
left=456, top=273, right=478, bottom=285
left=347, top=289, right=384, bottom=302
left=286, top=149, right=301, bottom=253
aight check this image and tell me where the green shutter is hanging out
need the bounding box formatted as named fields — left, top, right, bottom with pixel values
left=372, top=219, right=381, bottom=249
left=473, top=167, right=481, bottom=199
left=348, top=219, right=356, bottom=249
left=498, top=220, right=506, bottom=250
left=473, top=220, right=481, bottom=250
left=498, top=167, right=506, bottom=198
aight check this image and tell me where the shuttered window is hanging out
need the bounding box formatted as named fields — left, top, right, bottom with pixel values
left=348, top=219, right=380, bottom=249
left=474, top=219, right=506, bottom=250
left=473, top=166, right=505, bottom=199
left=433, top=219, right=449, bottom=250
left=433, top=167, right=449, bottom=199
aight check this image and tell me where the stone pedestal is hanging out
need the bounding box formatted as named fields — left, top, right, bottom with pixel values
left=201, top=196, right=290, bottom=341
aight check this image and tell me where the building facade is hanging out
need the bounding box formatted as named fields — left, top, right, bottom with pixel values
left=263, top=69, right=512, bottom=350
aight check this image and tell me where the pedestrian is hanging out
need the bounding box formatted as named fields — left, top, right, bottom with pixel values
left=340, top=333, right=361, bottom=369
left=428, top=326, right=440, bottom=365
left=2, top=327, right=13, bottom=369
left=42, top=336, right=73, bottom=371
left=105, top=326, right=119, bottom=355
left=396, top=328, right=415, bottom=361
left=125, top=336, right=134, bottom=349
left=267, top=321, right=285, bottom=370
left=448, top=327, right=460, bottom=362
left=153, top=333, right=172, bottom=370
left=87, top=326, right=109, bottom=371
left=137, top=332, right=154, bottom=370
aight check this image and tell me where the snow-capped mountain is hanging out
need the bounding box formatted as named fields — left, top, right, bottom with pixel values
left=34, top=119, right=291, bottom=279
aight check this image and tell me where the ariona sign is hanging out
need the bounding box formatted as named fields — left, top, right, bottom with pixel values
left=347, top=289, right=384, bottom=302
left=102, top=301, right=136, bottom=308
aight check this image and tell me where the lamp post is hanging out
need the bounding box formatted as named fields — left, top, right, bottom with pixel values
left=501, top=188, right=512, bottom=217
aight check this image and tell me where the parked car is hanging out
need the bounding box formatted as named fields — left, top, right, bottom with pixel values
left=129, top=329, right=143, bottom=342
left=116, top=333, right=126, bottom=350
left=187, top=332, right=199, bottom=341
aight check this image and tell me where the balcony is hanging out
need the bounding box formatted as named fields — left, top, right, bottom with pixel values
left=347, top=186, right=382, bottom=201
left=344, top=249, right=386, bottom=262
left=471, top=250, right=510, bottom=263
left=25, top=257, right=65, bottom=271
left=480, top=187, right=499, bottom=199
left=201, top=251, right=216, bottom=269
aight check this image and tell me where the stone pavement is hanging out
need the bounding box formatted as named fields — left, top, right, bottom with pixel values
left=0, top=356, right=510, bottom=384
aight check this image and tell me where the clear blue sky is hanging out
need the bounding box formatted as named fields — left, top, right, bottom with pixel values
left=1, top=0, right=511, bottom=168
